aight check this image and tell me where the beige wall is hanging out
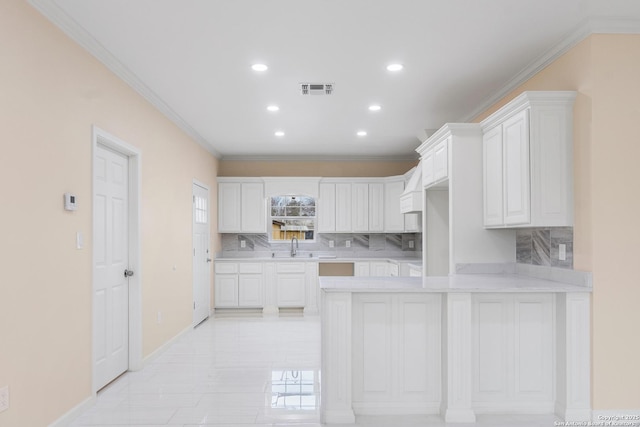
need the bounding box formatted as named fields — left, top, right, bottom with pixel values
left=474, top=35, right=640, bottom=409
left=219, top=159, right=418, bottom=177
left=0, top=1, right=220, bottom=425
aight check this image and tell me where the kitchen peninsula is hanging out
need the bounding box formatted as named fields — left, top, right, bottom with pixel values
left=320, top=270, right=591, bottom=424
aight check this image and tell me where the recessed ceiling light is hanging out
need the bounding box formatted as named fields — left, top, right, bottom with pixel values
left=275, top=131, right=285, bottom=137
left=386, top=63, right=403, bottom=72
left=267, top=105, right=280, bottom=112
left=368, top=105, right=381, bottom=111
left=252, top=63, right=268, bottom=72
left=357, top=131, right=367, bottom=137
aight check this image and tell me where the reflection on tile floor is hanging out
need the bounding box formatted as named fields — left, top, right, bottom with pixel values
left=70, top=315, right=560, bottom=426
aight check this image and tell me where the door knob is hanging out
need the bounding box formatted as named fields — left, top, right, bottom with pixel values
left=206, top=258, right=212, bottom=263
left=124, top=269, right=134, bottom=278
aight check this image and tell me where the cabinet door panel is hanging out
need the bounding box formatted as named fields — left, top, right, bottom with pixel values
left=370, top=261, right=389, bottom=277
left=384, top=180, right=405, bottom=232
left=513, top=294, right=553, bottom=400
left=503, top=110, right=530, bottom=225
left=335, top=183, right=352, bottom=232
left=354, top=262, right=370, bottom=277
left=277, top=273, right=306, bottom=307
left=352, top=183, right=369, bottom=232
left=483, top=126, right=503, bottom=227
left=369, top=183, right=385, bottom=232
left=238, top=274, right=263, bottom=307
left=318, top=183, right=336, bottom=232
left=433, top=139, right=449, bottom=182
left=214, top=274, right=239, bottom=307
left=241, top=182, right=266, bottom=232
left=218, top=183, right=241, bottom=232
left=422, top=149, right=434, bottom=186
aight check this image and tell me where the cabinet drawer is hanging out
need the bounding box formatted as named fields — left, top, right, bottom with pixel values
left=215, top=262, right=238, bottom=274
left=239, top=263, right=262, bottom=274
left=276, top=262, right=306, bottom=273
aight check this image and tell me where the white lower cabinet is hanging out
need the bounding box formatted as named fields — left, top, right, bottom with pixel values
left=276, top=262, right=306, bottom=307
left=471, top=293, right=554, bottom=412
left=215, top=262, right=263, bottom=308
left=214, top=274, right=239, bottom=307
left=354, top=262, right=371, bottom=277
left=370, top=261, right=389, bottom=277
left=352, top=293, right=441, bottom=414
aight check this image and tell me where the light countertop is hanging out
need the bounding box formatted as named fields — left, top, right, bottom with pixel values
left=319, top=274, right=590, bottom=293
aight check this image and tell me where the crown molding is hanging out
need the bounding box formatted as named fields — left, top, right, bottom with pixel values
left=460, top=17, right=640, bottom=123
left=219, top=154, right=420, bottom=162
left=28, top=0, right=221, bottom=159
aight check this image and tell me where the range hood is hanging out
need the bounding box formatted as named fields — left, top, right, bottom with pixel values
left=400, top=163, right=423, bottom=213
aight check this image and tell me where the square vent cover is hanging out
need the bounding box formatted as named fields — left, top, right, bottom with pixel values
left=300, top=83, right=333, bottom=95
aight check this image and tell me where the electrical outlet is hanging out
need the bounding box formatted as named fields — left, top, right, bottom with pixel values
left=240, top=240, right=246, bottom=248
left=409, top=240, right=415, bottom=249
left=0, top=385, right=9, bottom=413
left=345, top=240, right=351, bottom=248
left=329, top=240, right=334, bottom=248
left=559, top=244, right=566, bottom=261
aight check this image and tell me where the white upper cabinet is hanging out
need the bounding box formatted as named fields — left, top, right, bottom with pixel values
left=320, top=179, right=392, bottom=233
left=482, top=125, right=504, bottom=227
left=218, top=178, right=266, bottom=233
left=241, top=182, right=267, bottom=232
left=385, top=176, right=422, bottom=233
left=352, top=183, right=370, bottom=232
left=368, top=183, right=385, bottom=232
left=318, top=183, right=336, bottom=232
left=218, top=182, right=241, bottom=232
left=335, top=182, right=352, bottom=232
left=421, top=137, right=449, bottom=188
left=384, top=179, right=406, bottom=232
left=481, top=91, right=576, bottom=228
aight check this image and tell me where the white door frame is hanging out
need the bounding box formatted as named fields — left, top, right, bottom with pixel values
left=192, top=179, right=212, bottom=325
left=92, top=126, right=142, bottom=393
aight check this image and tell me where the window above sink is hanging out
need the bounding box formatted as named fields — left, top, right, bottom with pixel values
left=270, top=196, right=316, bottom=242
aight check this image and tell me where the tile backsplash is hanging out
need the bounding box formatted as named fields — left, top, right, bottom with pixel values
left=516, top=227, right=573, bottom=269
left=221, top=233, right=422, bottom=258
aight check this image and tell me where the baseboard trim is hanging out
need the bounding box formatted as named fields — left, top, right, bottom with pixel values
left=444, top=408, right=476, bottom=423
left=48, top=395, right=95, bottom=427
left=142, top=324, right=193, bottom=365
left=322, top=409, right=356, bottom=423
left=353, top=401, right=440, bottom=415
left=474, top=401, right=555, bottom=414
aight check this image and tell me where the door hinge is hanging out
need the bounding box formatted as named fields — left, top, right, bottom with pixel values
left=193, top=301, right=195, bottom=310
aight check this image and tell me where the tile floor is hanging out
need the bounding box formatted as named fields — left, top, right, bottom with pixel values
left=69, top=315, right=561, bottom=426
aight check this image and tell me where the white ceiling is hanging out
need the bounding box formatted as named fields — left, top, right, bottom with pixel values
left=31, top=0, right=640, bottom=160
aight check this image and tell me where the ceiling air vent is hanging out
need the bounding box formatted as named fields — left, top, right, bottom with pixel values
left=301, top=83, right=333, bottom=95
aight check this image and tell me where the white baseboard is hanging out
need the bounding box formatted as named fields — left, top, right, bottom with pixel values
left=322, top=409, right=356, bottom=423
left=474, top=401, right=555, bottom=414
left=48, top=396, right=95, bottom=427
left=444, top=408, right=476, bottom=423
left=142, top=324, right=193, bottom=365
left=353, top=401, right=440, bottom=415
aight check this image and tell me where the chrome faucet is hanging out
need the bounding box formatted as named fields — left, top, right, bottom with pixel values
left=291, top=236, right=299, bottom=257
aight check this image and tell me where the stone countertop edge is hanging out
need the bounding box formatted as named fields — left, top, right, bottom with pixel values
left=214, top=255, right=423, bottom=263
left=318, top=274, right=592, bottom=293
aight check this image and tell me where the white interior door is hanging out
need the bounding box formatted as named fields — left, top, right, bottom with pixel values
left=94, top=144, right=129, bottom=390
left=193, top=182, right=211, bottom=326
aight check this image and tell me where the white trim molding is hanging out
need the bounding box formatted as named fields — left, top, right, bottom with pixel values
left=462, top=17, right=640, bottom=123
left=91, top=126, right=143, bottom=391
left=29, top=0, right=219, bottom=159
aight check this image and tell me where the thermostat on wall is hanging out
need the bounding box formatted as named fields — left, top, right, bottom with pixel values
left=64, top=193, right=77, bottom=211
